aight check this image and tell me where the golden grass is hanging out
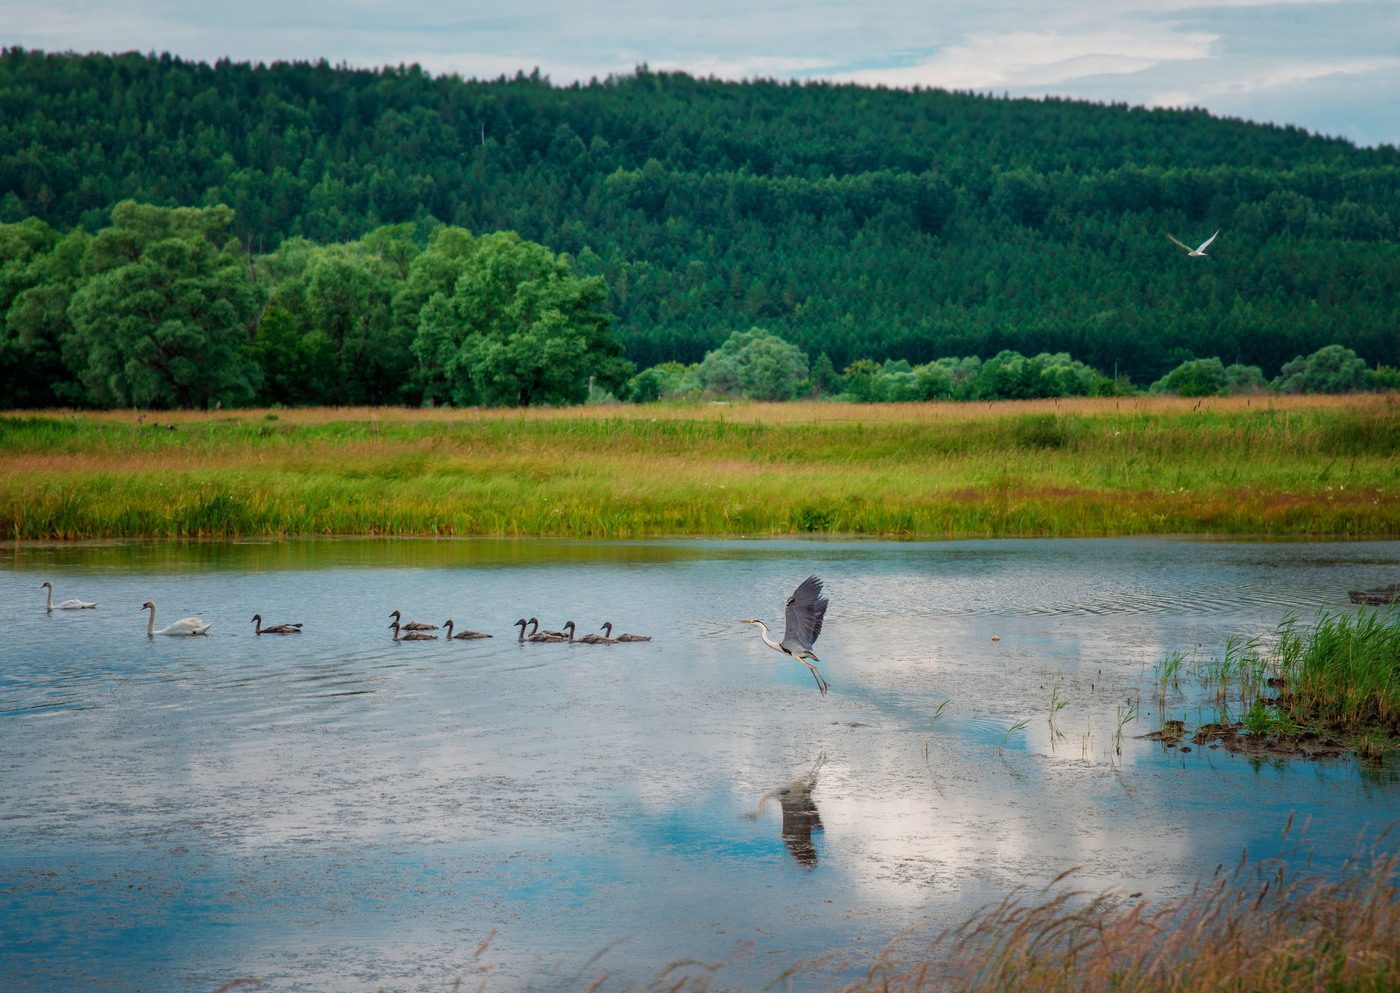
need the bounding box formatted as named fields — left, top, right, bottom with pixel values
left=837, top=847, right=1400, bottom=993
left=21, top=392, right=1392, bottom=426
left=3, top=395, right=1398, bottom=539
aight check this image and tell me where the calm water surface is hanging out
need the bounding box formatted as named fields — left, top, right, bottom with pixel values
left=2, top=537, right=1398, bottom=992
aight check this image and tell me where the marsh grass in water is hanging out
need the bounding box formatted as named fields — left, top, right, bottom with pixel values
left=2, top=395, right=1399, bottom=539
left=1274, top=609, right=1400, bottom=730
left=1158, top=608, right=1400, bottom=752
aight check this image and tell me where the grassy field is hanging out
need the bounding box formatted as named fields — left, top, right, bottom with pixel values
left=2, top=394, right=1398, bottom=539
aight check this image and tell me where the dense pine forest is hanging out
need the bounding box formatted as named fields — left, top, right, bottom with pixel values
left=2, top=47, right=1399, bottom=408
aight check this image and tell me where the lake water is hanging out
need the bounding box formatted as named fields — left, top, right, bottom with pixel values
left=2, top=537, right=1398, bottom=993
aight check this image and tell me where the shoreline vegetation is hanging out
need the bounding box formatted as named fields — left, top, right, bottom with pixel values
left=1152, top=606, right=1400, bottom=757
left=839, top=844, right=1400, bottom=993
left=2, top=394, right=1398, bottom=541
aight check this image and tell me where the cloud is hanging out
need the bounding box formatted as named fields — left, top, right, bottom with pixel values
left=827, top=30, right=1217, bottom=89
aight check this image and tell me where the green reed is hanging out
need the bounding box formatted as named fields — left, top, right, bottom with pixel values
left=1275, top=609, right=1400, bottom=727
left=1161, top=609, right=1400, bottom=736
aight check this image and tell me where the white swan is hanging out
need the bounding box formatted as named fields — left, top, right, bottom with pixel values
left=141, top=600, right=212, bottom=636
left=1167, top=230, right=1219, bottom=257
left=40, top=581, right=98, bottom=611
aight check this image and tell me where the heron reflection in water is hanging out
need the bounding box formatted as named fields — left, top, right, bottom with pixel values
left=745, top=752, right=826, bottom=868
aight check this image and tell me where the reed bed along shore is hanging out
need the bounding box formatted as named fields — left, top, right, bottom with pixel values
left=1166, top=608, right=1400, bottom=750
left=3, top=395, right=1398, bottom=540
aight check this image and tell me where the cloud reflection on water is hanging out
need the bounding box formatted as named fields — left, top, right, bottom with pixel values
left=1, top=537, right=1397, bottom=991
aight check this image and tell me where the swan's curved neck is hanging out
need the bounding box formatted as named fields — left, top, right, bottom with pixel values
left=45, top=585, right=53, bottom=611
left=146, top=605, right=156, bottom=636
left=602, top=622, right=612, bottom=637
left=444, top=622, right=454, bottom=637
left=516, top=621, right=527, bottom=642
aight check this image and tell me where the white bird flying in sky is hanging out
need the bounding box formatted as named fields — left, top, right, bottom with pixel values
left=1167, top=231, right=1219, bottom=257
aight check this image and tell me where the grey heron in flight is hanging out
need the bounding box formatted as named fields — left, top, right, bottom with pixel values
left=1167, top=230, right=1219, bottom=257
left=741, top=575, right=830, bottom=694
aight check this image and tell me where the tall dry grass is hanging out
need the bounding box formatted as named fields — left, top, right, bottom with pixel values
left=840, top=846, right=1400, bottom=993
left=13, top=392, right=1394, bottom=426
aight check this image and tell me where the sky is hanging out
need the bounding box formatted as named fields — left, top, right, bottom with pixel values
left=4, top=0, right=1398, bottom=148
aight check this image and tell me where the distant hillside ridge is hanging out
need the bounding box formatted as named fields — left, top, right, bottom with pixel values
left=2, top=47, right=1398, bottom=380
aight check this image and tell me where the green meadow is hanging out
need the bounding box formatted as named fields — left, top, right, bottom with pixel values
left=2, top=395, right=1398, bottom=540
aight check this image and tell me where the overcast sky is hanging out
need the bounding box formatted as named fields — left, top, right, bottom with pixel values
left=5, top=0, right=1398, bottom=148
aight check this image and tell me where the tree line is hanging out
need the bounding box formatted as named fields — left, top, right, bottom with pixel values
left=2, top=200, right=1392, bottom=409
left=626, top=330, right=1398, bottom=404
left=0, top=204, right=630, bottom=409
left=2, top=48, right=1398, bottom=389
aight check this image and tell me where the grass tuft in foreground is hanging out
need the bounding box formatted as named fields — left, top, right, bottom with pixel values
left=846, top=847, right=1400, bottom=993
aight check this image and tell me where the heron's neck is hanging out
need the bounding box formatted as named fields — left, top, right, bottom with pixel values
left=754, top=621, right=781, bottom=651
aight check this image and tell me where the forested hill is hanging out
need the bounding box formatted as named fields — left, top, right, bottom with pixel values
left=3, top=47, right=1399, bottom=382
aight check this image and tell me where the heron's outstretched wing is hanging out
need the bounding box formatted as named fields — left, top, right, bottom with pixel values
left=1196, top=230, right=1219, bottom=252
left=781, top=575, right=828, bottom=653
left=1166, top=232, right=1192, bottom=252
